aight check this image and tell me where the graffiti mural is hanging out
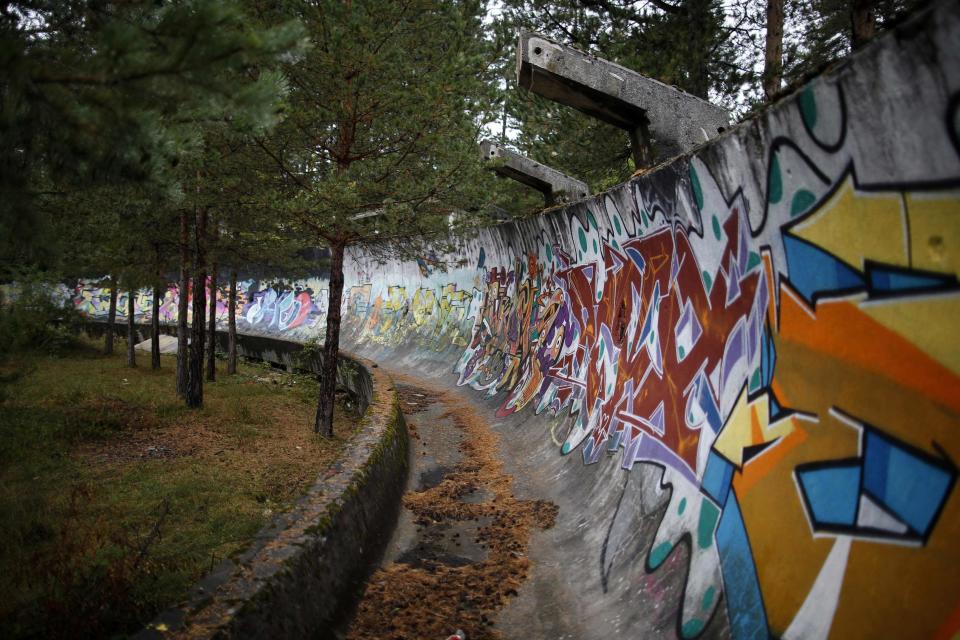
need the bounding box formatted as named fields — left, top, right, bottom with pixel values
left=334, top=63, right=959, bottom=640
left=71, top=278, right=329, bottom=337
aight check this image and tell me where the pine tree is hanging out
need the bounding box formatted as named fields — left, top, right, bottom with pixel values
left=0, top=0, right=306, bottom=278
left=256, top=0, right=498, bottom=436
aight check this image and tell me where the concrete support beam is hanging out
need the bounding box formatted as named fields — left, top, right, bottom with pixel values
left=480, top=140, right=589, bottom=206
left=516, top=32, right=731, bottom=165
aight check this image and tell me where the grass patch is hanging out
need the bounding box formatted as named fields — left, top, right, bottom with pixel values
left=0, top=334, right=359, bottom=639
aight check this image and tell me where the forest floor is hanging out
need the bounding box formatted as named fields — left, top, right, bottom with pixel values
left=0, top=334, right=357, bottom=639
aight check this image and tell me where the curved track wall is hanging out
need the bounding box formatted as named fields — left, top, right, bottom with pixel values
left=71, top=3, right=960, bottom=638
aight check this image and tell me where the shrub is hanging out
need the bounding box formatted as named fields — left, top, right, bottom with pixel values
left=0, top=274, right=84, bottom=358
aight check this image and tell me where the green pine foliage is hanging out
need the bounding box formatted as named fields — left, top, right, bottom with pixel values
left=0, top=0, right=306, bottom=277
left=255, top=0, right=500, bottom=252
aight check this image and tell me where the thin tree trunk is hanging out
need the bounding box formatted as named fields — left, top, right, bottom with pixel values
left=151, top=244, right=161, bottom=370
left=315, top=241, right=345, bottom=437
left=207, top=260, right=217, bottom=382
left=851, top=0, right=876, bottom=50
left=227, top=270, right=238, bottom=375
left=105, top=275, right=118, bottom=355
left=126, top=286, right=136, bottom=368
left=152, top=284, right=162, bottom=370
left=176, top=209, right=190, bottom=396
left=763, top=0, right=784, bottom=100
left=187, top=205, right=207, bottom=408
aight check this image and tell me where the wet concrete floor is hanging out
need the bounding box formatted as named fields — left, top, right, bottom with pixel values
left=383, top=385, right=490, bottom=570
left=343, top=376, right=557, bottom=640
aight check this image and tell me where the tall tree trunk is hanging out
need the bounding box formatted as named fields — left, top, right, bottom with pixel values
left=187, top=206, right=207, bottom=408
left=764, top=0, right=784, bottom=100
left=227, top=270, right=238, bottom=375
left=686, top=0, right=711, bottom=99
left=105, top=275, right=118, bottom=355
left=151, top=244, right=161, bottom=370
left=176, top=208, right=190, bottom=396
left=207, top=260, right=217, bottom=382
left=126, top=286, right=136, bottom=368
left=851, top=0, right=876, bottom=50
left=315, top=241, right=345, bottom=437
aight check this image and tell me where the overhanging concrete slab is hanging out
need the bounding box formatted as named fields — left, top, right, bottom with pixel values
left=480, top=140, right=589, bottom=206
left=517, top=32, right=730, bottom=164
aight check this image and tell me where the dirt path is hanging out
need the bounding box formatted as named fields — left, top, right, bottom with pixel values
left=345, top=373, right=557, bottom=640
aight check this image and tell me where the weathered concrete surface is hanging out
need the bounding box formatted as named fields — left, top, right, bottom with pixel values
left=517, top=31, right=730, bottom=163
left=481, top=139, right=590, bottom=204
left=379, top=383, right=477, bottom=569
left=71, top=3, right=960, bottom=638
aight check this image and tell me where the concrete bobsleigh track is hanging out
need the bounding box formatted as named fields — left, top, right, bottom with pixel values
left=70, top=2, right=960, bottom=638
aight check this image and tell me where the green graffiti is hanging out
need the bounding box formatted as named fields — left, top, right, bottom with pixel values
left=586, top=210, right=597, bottom=229
left=690, top=165, right=704, bottom=210
left=747, top=251, right=761, bottom=272
left=649, top=542, right=673, bottom=569
left=769, top=154, right=783, bottom=204
left=578, top=228, right=587, bottom=252
left=702, top=270, right=713, bottom=292
left=697, top=500, right=720, bottom=549
left=614, top=215, right=622, bottom=234
left=791, top=188, right=816, bottom=217
left=682, top=618, right=706, bottom=638
left=678, top=497, right=687, bottom=515
left=703, top=586, right=716, bottom=610
left=712, top=215, right=722, bottom=240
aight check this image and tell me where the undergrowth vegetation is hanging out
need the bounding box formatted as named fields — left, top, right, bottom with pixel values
left=0, top=276, right=83, bottom=362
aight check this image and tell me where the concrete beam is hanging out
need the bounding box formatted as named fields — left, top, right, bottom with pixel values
left=516, top=32, right=731, bottom=165
left=480, top=140, right=589, bottom=206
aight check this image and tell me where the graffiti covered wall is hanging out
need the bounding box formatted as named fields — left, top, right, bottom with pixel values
left=72, top=3, right=960, bottom=638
